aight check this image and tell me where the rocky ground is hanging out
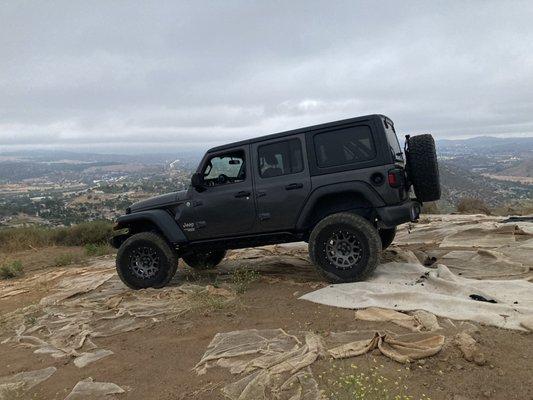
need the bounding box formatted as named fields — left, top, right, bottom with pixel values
left=0, top=215, right=532, bottom=400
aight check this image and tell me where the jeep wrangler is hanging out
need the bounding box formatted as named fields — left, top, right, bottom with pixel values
left=111, top=114, right=440, bottom=289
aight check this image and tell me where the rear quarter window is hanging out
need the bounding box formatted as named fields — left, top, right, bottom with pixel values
left=313, top=125, right=376, bottom=168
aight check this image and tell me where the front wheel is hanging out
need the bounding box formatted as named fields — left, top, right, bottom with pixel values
left=309, top=213, right=382, bottom=283
left=116, top=232, right=178, bottom=289
left=182, top=249, right=226, bottom=270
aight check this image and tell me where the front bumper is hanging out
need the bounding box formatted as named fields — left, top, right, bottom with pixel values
left=376, top=200, right=420, bottom=228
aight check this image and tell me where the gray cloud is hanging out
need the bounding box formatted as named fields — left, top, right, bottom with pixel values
left=1, top=0, right=533, bottom=153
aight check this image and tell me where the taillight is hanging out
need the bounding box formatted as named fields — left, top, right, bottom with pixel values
left=388, top=169, right=402, bottom=188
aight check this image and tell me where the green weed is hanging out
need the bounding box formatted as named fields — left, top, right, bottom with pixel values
left=232, top=268, right=260, bottom=294
left=0, top=260, right=24, bottom=279
left=318, top=363, right=430, bottom=400
left=84, top=243, right=112, bottom=257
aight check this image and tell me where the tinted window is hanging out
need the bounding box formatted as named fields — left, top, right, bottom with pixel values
left=258, top=139, right=304, bottom=178
left=203, top=150, right=245, bottom=186
left=314, top=125, right=375, bottom=168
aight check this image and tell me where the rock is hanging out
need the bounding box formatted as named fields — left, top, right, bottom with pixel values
left=454, top=332, right=486, bottom=365
left=473, top=352, right=487, bottom=366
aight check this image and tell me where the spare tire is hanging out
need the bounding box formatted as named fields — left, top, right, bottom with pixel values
left=405, top=134, right=441, bottom=202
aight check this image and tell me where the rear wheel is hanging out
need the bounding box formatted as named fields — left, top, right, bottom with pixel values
left=309, top=213, right=382, bottom=283
left=182, top=249, right=226, bottom=270
left=116, top=232, right=178, bottom=289
left=379, top=227, right=397, bottom=250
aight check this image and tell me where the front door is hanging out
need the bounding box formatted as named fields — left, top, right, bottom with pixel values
left=251, top=136, right=311, bottom=232
left=187, top=147, right=255, bottom=240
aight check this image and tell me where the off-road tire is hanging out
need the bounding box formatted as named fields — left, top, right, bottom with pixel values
left=379, top=227, right=397, bottom=250
left=309, top=213, right=382, bottom=283
left=406, top=134, right=441, bottom=202
left=116, top=232, right=178, bottom=289
left=182, top=249, right=226, bottom=270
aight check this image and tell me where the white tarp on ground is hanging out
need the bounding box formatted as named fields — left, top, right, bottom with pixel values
left=3, top=260, right=234, bottom=366
left=195, top=328, right=445, bottom=400
left=300, top=262, right=533, bottom=331
left=0, top=367, right=57, bottom=399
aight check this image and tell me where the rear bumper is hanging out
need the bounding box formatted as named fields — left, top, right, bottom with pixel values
left=376, top=200, right=420, bottom=228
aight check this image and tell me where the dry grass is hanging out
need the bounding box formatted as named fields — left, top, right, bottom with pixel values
left=456, top=198, right=491, bottom=215
left=421, top=202, right=439, bottom=214
left=0, top=220, right=113, bottom=253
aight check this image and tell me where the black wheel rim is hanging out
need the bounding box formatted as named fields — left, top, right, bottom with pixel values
left=325, top=230, right=363, bottom=270
left=129, top=246, right=160, bottom=279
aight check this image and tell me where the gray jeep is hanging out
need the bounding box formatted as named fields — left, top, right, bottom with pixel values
left=111, top=114, right=440, bottom=289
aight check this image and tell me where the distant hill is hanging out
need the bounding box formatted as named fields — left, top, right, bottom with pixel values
left=438, top=161, right=533, bottom=208
left=437, top=136, right=533, bottom=157
left=0, top=149, right=203, bottom=166
left=495, top=158, right=533, bottom=178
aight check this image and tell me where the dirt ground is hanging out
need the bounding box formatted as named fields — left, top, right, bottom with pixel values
left=1, top=216, right=532, bottom=400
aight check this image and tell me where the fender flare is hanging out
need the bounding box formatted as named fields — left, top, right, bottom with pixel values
left=296, top=181, right=384, bottom=230
left=116, top=210, right=188, bottom=244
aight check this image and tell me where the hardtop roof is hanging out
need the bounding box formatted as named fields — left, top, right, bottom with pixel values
left=207, top=113, right=389, bottom=153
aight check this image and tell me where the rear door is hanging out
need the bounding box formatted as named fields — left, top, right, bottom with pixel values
left=251, top=135, right=311, bottom=232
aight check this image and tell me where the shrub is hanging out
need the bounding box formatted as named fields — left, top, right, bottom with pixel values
left=0, top=260, right=24, bottom=279
left=57, top=220, right=113, bottom=246
left=0, top=220, right=113, bottom=252
left=456, top=197, right=491, bottom=215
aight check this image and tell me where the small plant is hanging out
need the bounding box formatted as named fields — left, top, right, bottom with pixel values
left=84, top=243, right=112, bottom=257
left=24, top=314, right=37, bottom=326
left=232, top=268, right=260, bottom=294
left=189, top=290, right=230, bottom=312
left=53, top=253, right=80, bottom=267
left=0, top=260, right=24, bottom=279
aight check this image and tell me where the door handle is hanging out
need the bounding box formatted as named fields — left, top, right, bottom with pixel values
left=235, top=191, right=251, bottom=198
left=256, top=191, right=266, bottom=198
left=285, top=183, right=303, bottom=190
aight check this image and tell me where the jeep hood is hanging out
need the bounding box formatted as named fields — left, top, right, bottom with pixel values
left=129, top=190, right=188, bottom=213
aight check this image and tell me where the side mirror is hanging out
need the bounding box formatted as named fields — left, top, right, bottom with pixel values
left=191, top=172, right=204, bottom=188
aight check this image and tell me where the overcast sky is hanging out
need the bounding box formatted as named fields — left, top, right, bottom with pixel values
left=1, top=1, right=533, bottom=153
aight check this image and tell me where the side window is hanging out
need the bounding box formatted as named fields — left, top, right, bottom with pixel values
left=314, top=125, right=376, bottom=168
left=202, top=150, right=246, bottom=186
left=258, top=139, right=304, bottom=178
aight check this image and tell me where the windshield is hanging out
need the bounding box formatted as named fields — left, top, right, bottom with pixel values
left=383, top=118, right=403, bottom=162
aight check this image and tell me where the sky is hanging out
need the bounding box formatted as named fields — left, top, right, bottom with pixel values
left=1, top=1, right=533, bottom=153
